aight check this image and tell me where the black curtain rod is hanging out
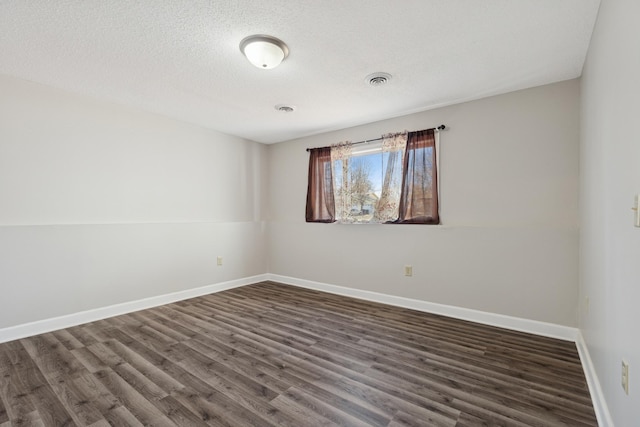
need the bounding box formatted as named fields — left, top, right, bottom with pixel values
left=305, top=124, right=446, bottom=152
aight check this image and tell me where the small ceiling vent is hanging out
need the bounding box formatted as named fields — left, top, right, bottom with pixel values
left=366, top=72, right=392, bottom=86
left=275, top=104, right=296, bottom=113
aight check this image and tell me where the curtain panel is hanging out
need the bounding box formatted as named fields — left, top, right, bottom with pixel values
left=305, top=147, right=336, bottom=222
left=396, top=129, right=440, bottom=224
left=331, top=142, right=354, bottom=222
left=373, top=132, right=407, bottom=222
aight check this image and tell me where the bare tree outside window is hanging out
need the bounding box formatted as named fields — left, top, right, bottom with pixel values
left=350, top=160, right=374, bottom=215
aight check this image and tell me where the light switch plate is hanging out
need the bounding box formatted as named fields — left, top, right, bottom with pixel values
left=635, top=195, right=640, bottom=227
left=622, top=359, right=630, bottom=395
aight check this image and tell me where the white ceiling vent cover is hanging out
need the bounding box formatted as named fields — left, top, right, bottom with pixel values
left=366, top=72, right=392, bottom=86
left=275, top=104, right=296, bottom=113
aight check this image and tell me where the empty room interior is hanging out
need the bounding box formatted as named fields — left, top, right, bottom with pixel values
left=0, top=1, right=638, bottom=426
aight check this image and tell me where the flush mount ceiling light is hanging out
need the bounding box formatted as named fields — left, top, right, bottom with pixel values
left=240, top=35, right=289, bottom=69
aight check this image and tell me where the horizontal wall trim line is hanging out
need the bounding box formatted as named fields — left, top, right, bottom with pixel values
left=270, top=220, right=579, bottom=231
left=267, top=274, right=578, bottom=341
left=0, top=274, right=269, bottom=344
left=0, top=220, right=267, bottom=228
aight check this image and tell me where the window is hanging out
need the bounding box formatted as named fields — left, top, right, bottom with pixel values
left=306, top=128, right=439, bottom=224
left=332, top=139, right=403, bottom=223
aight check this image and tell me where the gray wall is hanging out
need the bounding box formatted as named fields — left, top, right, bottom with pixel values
left=268, top=79, right=580, bottom=326
left=580, top=0, right=640, bottom=423
left=0, top=75, right=268, bottom=329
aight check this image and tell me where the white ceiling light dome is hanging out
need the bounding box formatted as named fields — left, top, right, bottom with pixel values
left=240, top=35, right=289, bottom=69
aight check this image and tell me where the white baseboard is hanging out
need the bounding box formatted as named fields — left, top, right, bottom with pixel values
left=575, top=331, right=614, bottom=427
left=267, top=274, right=578, bottom=341
left=0, top=274, right=269, bottom=344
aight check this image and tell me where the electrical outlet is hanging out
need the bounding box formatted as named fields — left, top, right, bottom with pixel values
left=404, top=265, right=413, bottom=277
left=217, top=256, right=223, bottom=266
left=622, top=359, right=630, bottom=395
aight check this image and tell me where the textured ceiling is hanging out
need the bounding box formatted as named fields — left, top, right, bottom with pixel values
left=0, top=1, right=600, bottom=144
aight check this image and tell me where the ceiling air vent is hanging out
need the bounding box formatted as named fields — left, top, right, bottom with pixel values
left=366, top=72, right=392, bottom=86
left=275, top=104, right=296, bottom=113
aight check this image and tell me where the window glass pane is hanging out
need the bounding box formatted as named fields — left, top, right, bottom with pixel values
left=331, top=145, right=401, bottom=223
left=348, top=152, right=380, bottom=222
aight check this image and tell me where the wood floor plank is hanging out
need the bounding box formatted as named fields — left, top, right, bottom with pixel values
left=0, top=364, right=38, bottom=424
left=110, top=362, right=168, bottom=402
left=0, top=281, right=598, bottom=426
left=182, top=338, right=291, bottom=393
left=12, top=409, right=46, bottom=427
left=269, top=392, right=339, bottom=427
left=69, top=347, right=109, bottom=374
left=1, top=341, right=74, bottom=426
left=170, top=342, right=307, bottom=427
left=51, top=330, right=85, bottom=352
left=277, top=386, right=374, bottom=427
left=169, top=385, right=273, bottom=427
left=101, top=405, right=144, bottom=427
left=67, top=374, right=120, bottom=417
left=20, top=334, right=85, bottom=380
left=93, top=369, right=172, bottom=426
left=153, top=395, right=208, bottom=426
left=39, top=373, right=105, bottom=426
left=64, top=326, right=99, bottom=348
left=0, top=383, right=8, bottom=425
left=389, top=409, right=457, bottom=427
left=100, top=339, right=185, bottom=395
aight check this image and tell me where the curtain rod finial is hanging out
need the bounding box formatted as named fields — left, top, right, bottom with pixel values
left=437, top=125, right=446, bottom=130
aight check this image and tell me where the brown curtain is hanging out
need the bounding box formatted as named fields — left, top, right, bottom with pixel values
left=305, top=147, right=336, bottom=222
left=397, top=129, right=439, bottom=224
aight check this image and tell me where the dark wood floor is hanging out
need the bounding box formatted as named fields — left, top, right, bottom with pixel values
left=0, top=281, right=597, bottom=426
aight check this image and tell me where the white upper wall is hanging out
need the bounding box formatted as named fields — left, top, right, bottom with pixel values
left=0, top=75, right=267, bottom=225
left=579, top=0, right=640, bottom=423
left=268, top=79, right=580, bottom=326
